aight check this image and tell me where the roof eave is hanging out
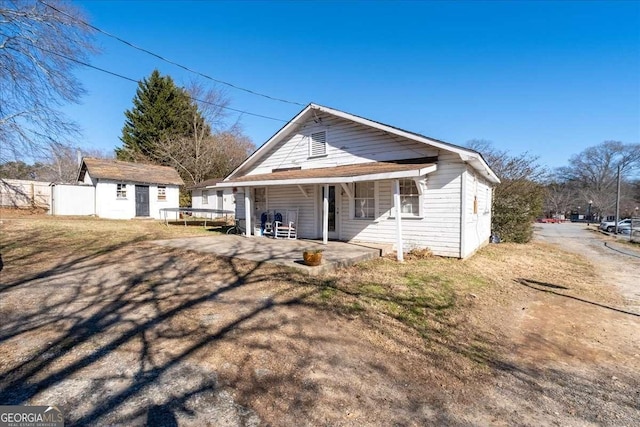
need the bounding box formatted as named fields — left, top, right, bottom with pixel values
left=225, top=103, right=500, bottom=184
left=313, top=104, right=501, bottom=184
left=216, top=164, right=437, bottom=188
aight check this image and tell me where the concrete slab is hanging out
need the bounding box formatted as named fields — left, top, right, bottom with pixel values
left=152, top=235, right=387, bottom=275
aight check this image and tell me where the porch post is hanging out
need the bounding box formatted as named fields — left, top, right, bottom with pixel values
left=244, top=187, right=252, bottom=237
left=393, top=179, right=404, bottom=262
left=323, top=184, right=329, bottom=244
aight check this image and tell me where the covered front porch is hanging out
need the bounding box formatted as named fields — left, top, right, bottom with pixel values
left=217, top=159, right=438, bottom=262
left=153, top=234, right=391, bottom=275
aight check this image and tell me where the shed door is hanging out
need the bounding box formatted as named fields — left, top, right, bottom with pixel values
left=135, top=185, right=150, bottom=217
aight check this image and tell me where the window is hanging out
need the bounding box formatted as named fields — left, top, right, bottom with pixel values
left=254, top=187, right=267, bottom=213
left=116, top=183, right=127, bottom=199
left=202, top=190, right=209, bottom=205
left=354, top=182, right=375, bottom=219
left=400, top=179, right=420, bottom=217
left=309, top=131, right=327, bottom=157
left=216, top=190, right=224, bottom=209
left=157, top=186, right=167, bottom=201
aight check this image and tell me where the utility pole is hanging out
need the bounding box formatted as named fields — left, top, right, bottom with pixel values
left=614, top=164, right=621, bottom=234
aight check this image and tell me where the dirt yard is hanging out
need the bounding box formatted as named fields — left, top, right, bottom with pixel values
left=0, top=211, right=638, bottom=426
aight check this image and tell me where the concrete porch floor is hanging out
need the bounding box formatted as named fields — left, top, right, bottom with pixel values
left=152, top=235, right=391, bottom=275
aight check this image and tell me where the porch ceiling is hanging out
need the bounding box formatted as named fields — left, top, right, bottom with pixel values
left=216, top=161, right=437, bottom=187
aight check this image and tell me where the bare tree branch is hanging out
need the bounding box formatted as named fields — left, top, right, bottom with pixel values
left=0, top=0, right=97, bottom=164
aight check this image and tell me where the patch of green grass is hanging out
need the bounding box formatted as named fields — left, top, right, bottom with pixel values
left=359, top=283, right=387, bottom=295
left=319, top=286, right=337, bottom=300
left=348, top=302, right=365, bottom=313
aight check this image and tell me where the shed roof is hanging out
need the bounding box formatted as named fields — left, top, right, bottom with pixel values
left=188, top=178, right=223, bottom=189
left=78, top=158, right=184, bottom=186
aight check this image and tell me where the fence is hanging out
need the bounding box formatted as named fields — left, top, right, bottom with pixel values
left=50, top=184, right=95, bottom=216
left=0, top=179, right=51, bottom=208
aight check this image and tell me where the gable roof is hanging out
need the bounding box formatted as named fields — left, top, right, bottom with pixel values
left=78, top=158, right=184, bottom=186
left=227, top=103, right=500, bottom=184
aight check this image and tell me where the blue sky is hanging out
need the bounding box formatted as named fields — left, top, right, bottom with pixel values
left=64, top=0, right=640, bottom=169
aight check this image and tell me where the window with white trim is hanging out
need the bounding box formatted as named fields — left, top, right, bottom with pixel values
left=354, top=182, right=375, bottom=219
left=309, top=131, right=327, bottom=157
left=254, top=187, right=267, bottom=213
left=202, top=189, right=209, bottom=205
left=400, top=179, right=420, bottom=217
left=116, top=183, right=127, bottom=199
left=157, top=186, right=167, bottom=201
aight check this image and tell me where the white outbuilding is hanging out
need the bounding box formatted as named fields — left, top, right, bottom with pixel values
left=75, top=157, right=183, bottom=219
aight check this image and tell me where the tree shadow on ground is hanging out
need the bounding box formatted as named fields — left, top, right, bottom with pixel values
left=517, top=278, right=639, bottom=317
left=2, top=225, right=473, bottom=425
left=1, top=222, right=637, bottom=425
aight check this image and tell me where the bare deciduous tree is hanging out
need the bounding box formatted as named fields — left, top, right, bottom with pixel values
left=0, top=144, right=112, bottom=182
left=149, top=83, right=254, bottom=188
left=0, top=0, right=96, bottom=163
left=557, top=141, right=640, bottom=216
left=467, top=139, right=546, bottom=243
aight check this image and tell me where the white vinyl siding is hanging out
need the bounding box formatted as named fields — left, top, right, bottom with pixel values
left=95, top=181, right=179, bottom=220
left=461, top=168, right=492, bottom=258
left=260, top=185, right=316, bottom=238
left=339, top=154, right=464, bottom=257
left=192, top=188, right=236, bottom=217
left=246, top=114, right=438, bottom=175
left=309, top=131, right=327, bottom=157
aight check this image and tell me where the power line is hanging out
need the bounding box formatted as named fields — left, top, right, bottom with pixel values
left=4, top=38, right=290, bottom=123
left=37, top=0, right=306, bottom=107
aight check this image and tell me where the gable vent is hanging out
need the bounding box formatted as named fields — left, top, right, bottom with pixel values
left=310, top=131, right=327, bottom=157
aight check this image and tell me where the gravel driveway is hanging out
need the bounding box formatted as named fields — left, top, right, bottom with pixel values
left=535, top=222, right=640, bottom=313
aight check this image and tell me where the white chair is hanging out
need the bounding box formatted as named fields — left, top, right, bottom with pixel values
left=259, top=211, right=275, bottom=237
left=274, top=209, right=298, bottom=239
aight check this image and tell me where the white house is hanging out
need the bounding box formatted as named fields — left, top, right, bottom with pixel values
left=215, top=104, right=500, bottom=260
left=190, top=178, right=236, bottom=215
left=76, top=158, right=183, bottom=219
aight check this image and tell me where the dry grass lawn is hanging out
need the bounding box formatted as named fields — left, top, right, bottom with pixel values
left=0, top=210, right=637, bottom=426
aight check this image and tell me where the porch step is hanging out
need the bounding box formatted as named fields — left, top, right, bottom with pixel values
left=349, top=241, right=394, bottom=257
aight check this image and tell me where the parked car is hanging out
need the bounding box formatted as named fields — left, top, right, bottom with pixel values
left=617, top=223, right=640, bottom=235
left=536, top=217, right=562, bottom=223
left=599, top=218, right=631, bottom=233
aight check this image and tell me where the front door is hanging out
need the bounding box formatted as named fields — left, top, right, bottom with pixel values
left=320, top=185, right=339, bottom=239
left=135, top=185, right=150, bottom=217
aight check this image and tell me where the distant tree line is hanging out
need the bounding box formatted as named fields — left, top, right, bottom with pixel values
left=0, top=145, right=111, bottom=183
left=468, top=140, right=640, bottom=244
left=545, top=141, right=640, bottom=220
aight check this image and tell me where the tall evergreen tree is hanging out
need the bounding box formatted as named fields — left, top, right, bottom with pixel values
left=116, top=70, right=205, bottom=163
